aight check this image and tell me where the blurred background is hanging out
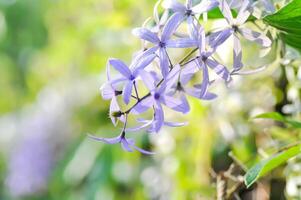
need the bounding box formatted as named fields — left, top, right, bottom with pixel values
left=0, top=0, right=300, bottom=199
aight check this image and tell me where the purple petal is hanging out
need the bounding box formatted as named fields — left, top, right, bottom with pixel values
left=131, top=96, right=154, bottom=114
left=180, top=60, right=199, bottom=85
left=153, top=102, right=164, bottom=132
left=186, top=0, right=193, bottom=8
left=233, top=34, right=243, bottom=71
left=132, top=145, right=155, bottom=155
left=133, top=54, right=156, bottom=75
left=132, top=28, right=160, bottom=44
left=134, top=46, right=159, bottom=63
left=139, top=70, right=156, bottom=91
left=192, top=0, right=219, bottom=14
left=219, top=0, right=234, bottom=24
left=209, top=29, right=233, bottom=49
left=239, top=28, right=272, bottom=47
left=110, top=97, right=120, bottom=126
left=123, top=81, right=133, bottom=104
left=166, top=38, right=197, bottom=48
left=159, top=48, right=170, bottom=78
left=161, top=12, right=185, bottom=42
left=109, top=58, right=131, bottom=79
left=101, top=83, right=115, bottom=100
left=88, top=134, right=121, bottom=144
left=121, top=138, right=133, bottom=152
left=236, top=0, right=251, bottom=25
left=162, top=95, right=189, bottom=114
left=126, top=119, right=153, bottom=132
left=164, top=121, right=188, bottom=127
left=206, top=59, right=231, bottom=82
left=164, top=64, right=181, bottom=92
left=162, top=0, right=186, bottom=13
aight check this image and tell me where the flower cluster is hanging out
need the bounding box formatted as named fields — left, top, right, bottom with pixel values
left=90, top=0, right=272, bottom=154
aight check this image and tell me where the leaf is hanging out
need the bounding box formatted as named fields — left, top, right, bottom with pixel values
left=254, top=112, right=301, bottom=128
left=244, top=144, right=301, bottom=188
left=263, top=0, right=301, bottom=51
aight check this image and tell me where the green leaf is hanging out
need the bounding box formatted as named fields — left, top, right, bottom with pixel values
left=245, top=144, right=301, bottom=188
left=254, top=112, right=301, bottom=128
left=263, top=0, right=301, bottom=51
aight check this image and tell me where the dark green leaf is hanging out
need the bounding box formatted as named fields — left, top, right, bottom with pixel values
left=263, top=0, right=301, bottom=51
left=254, top=112, right=301, bottom=128
left=245, top=144, right=301, bottom=188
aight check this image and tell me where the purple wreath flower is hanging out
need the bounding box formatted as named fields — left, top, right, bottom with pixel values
left=162, top=0, right=219, bottom=35
left=89, top=132, right=155, bottom=155
left=107, top=54, right=156, bottom=105
left=132, top=12, right=196, bottom=78
left=131, top=67, right=189, bottom=132
left=211, top=0, right=271, bottom=72
left=191, top=25, right=231, bottom=98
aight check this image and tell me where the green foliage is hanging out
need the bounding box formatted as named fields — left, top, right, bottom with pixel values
left=245, top=144, right=301, bottom=188
left=254, top=112, right=301, bottom=128
left=264, top=0, right=301, bottom=51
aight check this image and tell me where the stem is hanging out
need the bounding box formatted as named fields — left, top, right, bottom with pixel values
left=133, top=81, right=140, bottom=100
left=179, top=48, right=198, bottom=65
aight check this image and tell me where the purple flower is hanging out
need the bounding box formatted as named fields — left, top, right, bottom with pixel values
left=107, top=54, right=156, bottom=104
left=131, top=67, right=189, bottom=132
left=132, top=13, right=196, bottom=78
left=101, top=62, right=125, bottom=126
left=126, top=118, right=188, bottom=133
left=192, top=25, right=231, bottom=97
left=166, top=62, right=217, bottom=104
left=162, top=0, right=219, bottom=35
left=212, top=0, right=271, bottom=72
left=88, top=132, right=155, bottom=155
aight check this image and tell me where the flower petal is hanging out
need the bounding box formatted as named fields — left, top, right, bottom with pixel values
left=159, top=48, right=170, bottom=78
left=153, top=102, right=164, bottom=132
left=162, top=95, right=189, bottom=114
left=219, top=0, right=234, bottom=24
left=132, top=53, right=156, bottom=76
left=162, top=0, right=186, bottom=12
left=209, top=29, right=233, bottom=49
left=233, top=34, right=243, bottom=71
left=121, top=138, right=133, bottom=152
left=180, top=60, right=199, bottom=85
left=139, top=70, right=156, bottom=91
left=164, top=121, right=188, bottom=127
left=239, top=27, right=272, bottom=47
left=110, top=97, right=120, bottom=126
left=132, top=28, right=160, bottom=43
left=88, top=134, right=121, bottom=144
left=131, top=96, right=154, bottom=114
left=166, top=38, right=197, bottom=48
left=192, top=0, right=219, bottom=14
left=236, top=0, right=251, bottom=25
left=101, top=83, right=115, bottom=100
left=109, top=58, right=131, bottom=79
left=123, top=81, right=133, bottom=104
left=206, top=59, right=231, bottom=82
left=161, top=12, right=185, bottom=41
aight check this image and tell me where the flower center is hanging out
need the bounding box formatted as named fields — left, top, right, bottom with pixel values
left=154, top=92, right=160, bottom=100
left=159, top=41, right=166, bottom=48
left=232, top=25, right=239, bottom=32
left=201, top=55, right=208, bottom=61
left=185, top=9, right=193, bottom=16
left=114, top=90, right=122, bottom=96
left=129, top=74, right=135, bottom=81
left=176, top=82, right=183, bottom=91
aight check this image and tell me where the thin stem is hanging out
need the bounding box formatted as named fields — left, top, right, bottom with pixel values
left=133, top=81, right=140, bottom=100
left=179, top=48, right=198, bottom=65
left=180, top=57, right=198, bottom=67
left=121, top=113, right=128, bottom=137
